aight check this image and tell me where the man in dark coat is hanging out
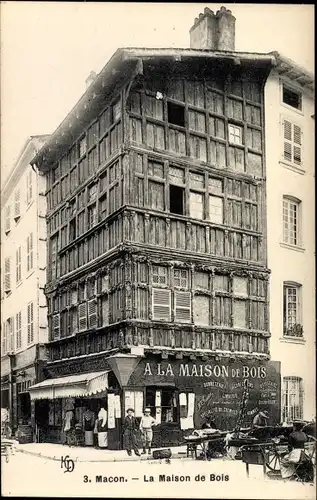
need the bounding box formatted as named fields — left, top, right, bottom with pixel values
left=123, top=408, right=140, bottom=456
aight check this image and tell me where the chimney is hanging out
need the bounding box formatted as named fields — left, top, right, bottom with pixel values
left=189, top=6, right=236, bottom=51
left=85, top=70, right=97, bottom=89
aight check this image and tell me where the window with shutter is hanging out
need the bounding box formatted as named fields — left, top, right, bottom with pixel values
left=4, top=257, right=11, bottom=292
left=16, top=312, right=22, bottom=349
left=2, top=322, right=7, bottom=354
left=152, top=288, right=171, bottom=321
left=88, top=299, right=97, bottom=328
left=6, top=318, right=14, bottom=352
left=27, top=302, right=34, bottom=344
left=16, top=246, right=22, bottom=283
left=283, top=119, right=302, bottom=166
left=14, top=190, right=21, bottom=219
left=27, top=233, right=34, bottom=272
left=174, top=290, right=191, bottom=323
left=53, top=313, right=60, bottom=339
left=5, top=205, right=11, bottom=233
left=78, top=302, right=87, bottom=331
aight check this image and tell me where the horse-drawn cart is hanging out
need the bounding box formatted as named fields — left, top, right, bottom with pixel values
left=229, top=424, right=316, bottom=481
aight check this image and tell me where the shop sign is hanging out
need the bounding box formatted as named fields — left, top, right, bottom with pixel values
left=128, top=357, right=281, bottom=429
left=144, top=362, right=267, bottom=379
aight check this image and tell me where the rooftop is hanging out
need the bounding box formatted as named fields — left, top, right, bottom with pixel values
left=31, top=47, right=314, bottom=171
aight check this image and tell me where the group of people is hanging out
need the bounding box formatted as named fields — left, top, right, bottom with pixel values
left=123, top=407, right=157, bottom=456
left=63, top=404, right=108, bottom=447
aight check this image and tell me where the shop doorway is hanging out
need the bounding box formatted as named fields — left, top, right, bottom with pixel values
left=18, top=392, right=31, bottom=424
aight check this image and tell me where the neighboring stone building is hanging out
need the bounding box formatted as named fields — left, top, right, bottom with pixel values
left=1, top=135, right=49, bottom=436
left=265, top=54, right=315, bottom=422
left=29, top=7, right=281, bottom=448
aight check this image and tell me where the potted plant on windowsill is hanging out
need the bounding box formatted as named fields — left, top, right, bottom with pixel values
left=283, top=324, right=304, bottom=338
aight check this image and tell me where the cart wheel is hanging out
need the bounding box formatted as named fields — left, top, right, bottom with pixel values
left=265, top=450, right=281, bottom=471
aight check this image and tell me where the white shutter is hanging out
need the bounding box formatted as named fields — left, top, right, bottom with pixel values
left=152, top=288, right=171, bottom=321
left=53, top=313, right=60, bottom=339
left=175, top=291, right=191, bottom=323
left=293, top=124, right=302, bottom=165
left=2, top=322, right=7, bottom=353
left=8, top=319, right=14, bottom=352
left=88, top=299, right=97, bottom=328
left=14, top=190, right=21, bottom=219
left=4, top=258, right=11, bottom=292
left=283, top=119, right=293, bottom=162
left=16, top=247, right=21, bottom=283
left=27, top=302, right=34, bottom=344
left=16, top=312, right=22, bottom=349
left=78, top=302, right=87, bottom=331
left=283, top=120, right=302, bottom=165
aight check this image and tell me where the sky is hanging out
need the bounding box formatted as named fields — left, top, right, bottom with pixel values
left=0, top=2, right=314, bottom=187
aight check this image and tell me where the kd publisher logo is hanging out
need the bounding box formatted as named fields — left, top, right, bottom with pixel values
left=61, top=455, right=75, bottom=473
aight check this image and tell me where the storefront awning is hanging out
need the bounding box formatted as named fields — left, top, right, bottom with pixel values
left=28, top=371, right=109, bottom=400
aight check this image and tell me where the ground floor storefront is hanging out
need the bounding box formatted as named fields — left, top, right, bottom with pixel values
left=28, top=352, right=281, bottom=450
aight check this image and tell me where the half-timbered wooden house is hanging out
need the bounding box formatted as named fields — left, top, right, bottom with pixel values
left=30, top=7, right=281, bottom=448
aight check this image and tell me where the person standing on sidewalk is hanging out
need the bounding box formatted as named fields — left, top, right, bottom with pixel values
left=123, top=408, right=141, bottom=456
left=140, top=408, right=156, bottom=454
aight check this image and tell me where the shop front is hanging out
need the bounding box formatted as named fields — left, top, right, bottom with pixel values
left=123, top=354, right=281, bottom=448
left=29, top=353, right=281, bottom=450
left=29, top=369, right=122, bottom=449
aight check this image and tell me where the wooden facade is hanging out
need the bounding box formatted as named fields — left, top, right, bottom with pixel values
left=42, top=58, right=271, bottom=363
left=32, top=51, right=278, bottom=446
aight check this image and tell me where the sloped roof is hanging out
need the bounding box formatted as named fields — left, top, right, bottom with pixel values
left=269, top=51, right=314, bottom=92
left=31, top=47, right=275, bottom=170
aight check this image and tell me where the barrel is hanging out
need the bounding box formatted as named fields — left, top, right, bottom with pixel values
left=17, top=424, right=34, bottom=444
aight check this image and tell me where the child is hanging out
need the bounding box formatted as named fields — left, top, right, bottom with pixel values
left=140, top=408, right=156, bottom=454
left=123, top=408, right=140, bottom=456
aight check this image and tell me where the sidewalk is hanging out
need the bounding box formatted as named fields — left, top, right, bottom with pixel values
left=14, top=441, right=189, bottom=463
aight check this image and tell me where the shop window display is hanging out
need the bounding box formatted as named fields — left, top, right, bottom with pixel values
left=145, top=387, right=178, bottom=423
